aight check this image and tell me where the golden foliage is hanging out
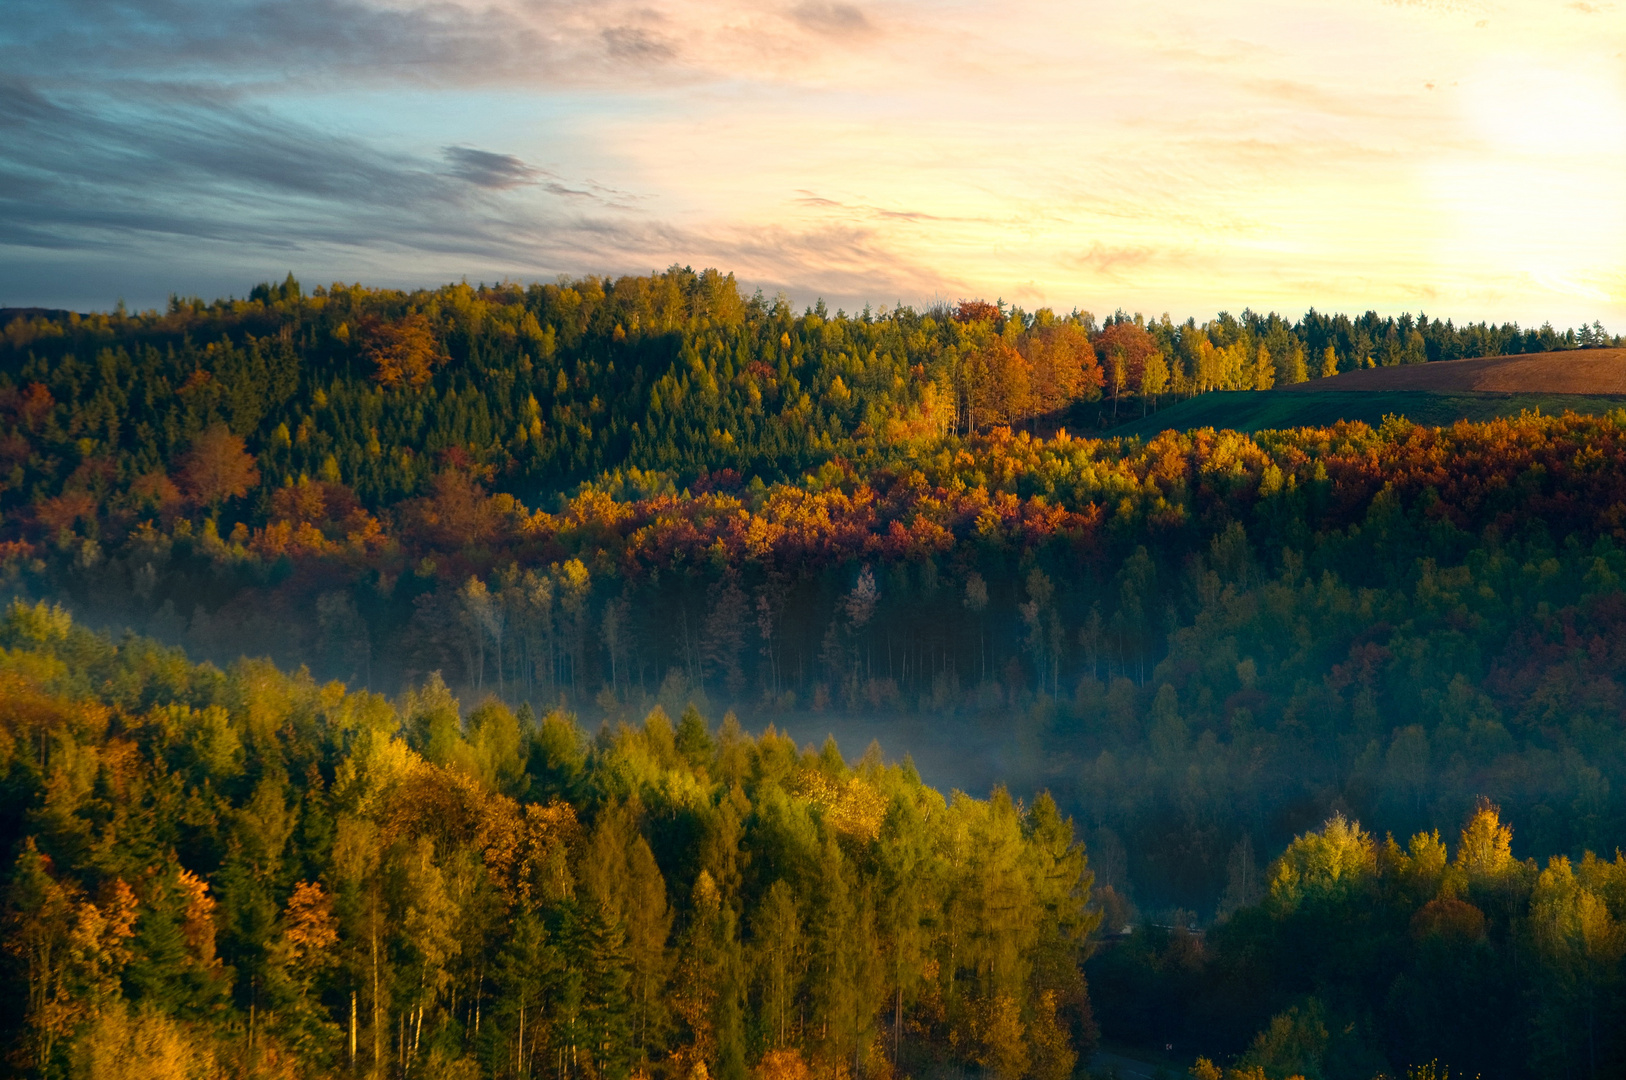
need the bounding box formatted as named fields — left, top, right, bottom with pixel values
left=1269, top=814, right=1375, bottom=906
left=176, top=423, right=259, bottom=507
left=792, top=770, right=887, bottom=841
left=281, top=881, right=338, bottom=961
left=361, top=312, right=443, bottom=389
left=380, top=759, right=494, bottom=849
left=70, top=1002, right=219, bottom=1080
left=482, top=797, right=582, bottom=906
left=176, top=869, right=219, bottom=969
left=1453, top=800, right=1515, bottom=882
left=971, top=993, right=1028, bottom=1080
left=1024, top=322, right=1102, bottom=413
left=753, top=1046, right=810, bottom=1080
left=1406, top=1063, right=1457, bottom=1080
left=1027, top=990, right=1076, bottom=1080
left=1530, top=854, right=1626, bottom=967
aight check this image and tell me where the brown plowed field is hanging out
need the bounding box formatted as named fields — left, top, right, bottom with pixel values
left=1280, top=348, right=1626, bottom=394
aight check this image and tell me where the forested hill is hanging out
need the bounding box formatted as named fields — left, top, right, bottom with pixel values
left=7, top=272, right=1626, bottom=1077
left=5, top=270, right=1626, bottom=924
left=0, top=270, right=1615, bottom=514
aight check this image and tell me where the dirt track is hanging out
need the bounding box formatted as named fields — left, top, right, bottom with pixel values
left=1280, top=348, right=1626, bottom=394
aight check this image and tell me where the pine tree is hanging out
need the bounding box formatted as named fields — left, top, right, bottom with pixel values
left=751, top=879, right=805, bottom=1051
left=581, top=904, right=634, bottom=1080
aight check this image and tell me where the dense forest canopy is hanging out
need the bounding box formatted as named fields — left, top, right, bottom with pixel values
left=1091, top=801, right=1626, bottom=1080
left=0, top=268, right=1617, bottom=515
left=0, top=602, right=1095, bottom=1080
left=5, top=609, right=1626, bottom=1080
left=4, top=269, right=1626, bottom=1078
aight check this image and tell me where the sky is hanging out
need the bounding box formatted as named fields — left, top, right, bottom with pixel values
left=2, top=0, right=1624, bottom=327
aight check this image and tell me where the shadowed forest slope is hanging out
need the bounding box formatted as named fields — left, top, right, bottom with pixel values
left=1107, top=389, right=1626, bottom=439
left=1089, top=803, right=1626, bottom=1079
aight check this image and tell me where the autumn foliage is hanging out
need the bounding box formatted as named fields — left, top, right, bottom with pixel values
left=177, top=422, right=259, bottom=507
left=360, top=312, right=444, bottom=389
left=0, top=271, right=1623, bottom=1078
left=0, top=603, right=1099, bottom=1080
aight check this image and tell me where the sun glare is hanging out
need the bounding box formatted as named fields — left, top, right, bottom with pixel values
left=1461, top=62, right=1626, bottom=154
left=1418, top=58, right=1626, bottom=314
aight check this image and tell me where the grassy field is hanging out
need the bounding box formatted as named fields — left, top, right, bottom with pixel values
left=1107, top=389, right=1626, bottom=439
left=1281, top=347, right=1626, bottom=393
left=1102, top=349, right=1626, bottom=438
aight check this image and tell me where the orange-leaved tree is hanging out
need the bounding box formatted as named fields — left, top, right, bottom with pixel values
left=954, top=299, right=1003, bottom=327
left=177, top=423, right=259, bottom=510
left=361, top=313, right=444, bottom=389
left=1022, top=322, right=1102, bottom=416
left=965, top=339, right=1032, bottom=432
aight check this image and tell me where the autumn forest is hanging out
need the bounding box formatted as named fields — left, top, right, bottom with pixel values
left=3, top=268, right=1626, bottom=1079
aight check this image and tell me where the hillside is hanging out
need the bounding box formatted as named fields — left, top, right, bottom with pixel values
left=4, top=275, right=1626, bottom=1077
left=3, top=272, right=1626, bottom=924
left=0, top=602, right=1098, bottom=1080
left=1283, top=346, right=1626, bottom=393
left=6, top=603, right=1626, bottom=1080
left=1109, top=348, right=1626, bottom=439
left=1108, top=388, right=1626, bottom=439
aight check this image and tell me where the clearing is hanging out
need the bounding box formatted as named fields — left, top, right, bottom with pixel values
left=1280, top=347, right=1626, bottom=394
left=1108, top=348, right=1626, bottom=438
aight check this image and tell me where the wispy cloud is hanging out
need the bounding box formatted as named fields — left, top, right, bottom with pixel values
left=0, top=0, right=891, bottom=89
left=1067, top=245, right=1171, bottom=281
left=443, top=147, right=541, bottom=190
left=790, top=2, right=871, bottom=34
left=0, top=79, right=665, bottom=286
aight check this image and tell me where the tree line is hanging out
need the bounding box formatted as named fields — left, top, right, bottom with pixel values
left=5, top=270, right=1626, bottom=1077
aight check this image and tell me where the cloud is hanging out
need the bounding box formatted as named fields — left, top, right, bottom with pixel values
left=700, top=220, right=964, bottom=306
left=1064, top=244, right=1189, bottom=283
left=790, top=191, right=953, bottom=225
left=6, top=0, right=514, bottom=81
left=790, top=2, right=869, bottom=34
left=601, top=26, right=678, bottom=63
left=0, top=0, right=883, bottom=91
left=443, top=147, right=540, bottom=189
left=0, top=75, right=952, bottom=312
left=1, top=0, right=683, bottom=91
left=0, top=80, right=583, bottom=268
